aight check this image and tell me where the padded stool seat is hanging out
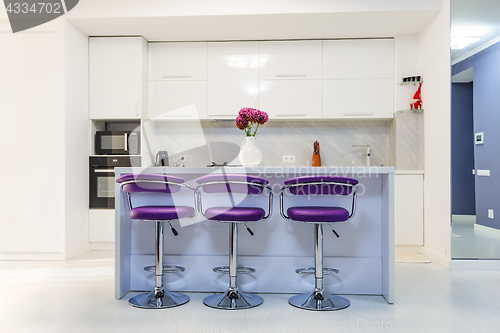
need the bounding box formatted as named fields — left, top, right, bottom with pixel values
left=205, top=207, right=266, bottom=222
left=130, top=206, right=195, bottom=221
left=287, top=206, right=350, bottom=223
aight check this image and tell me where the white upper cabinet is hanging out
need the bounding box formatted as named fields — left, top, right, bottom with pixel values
left=259, top=40, right=322, bottom=80
left=323, top=79, right=393, bottom=119
left=148, top=42, right=207, bottom=81
left=323, top=39, right=394, bottom=79
left=90, top=37, right=147, bottom=119
left=207, top=42, right=259, bottom=118
left=260, top=80, right=322, bottom=119
left=148, top=81, right=207, bottom=120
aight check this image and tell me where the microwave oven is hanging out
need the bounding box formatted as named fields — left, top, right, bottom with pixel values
left=95, top=131, right=140, bottom=155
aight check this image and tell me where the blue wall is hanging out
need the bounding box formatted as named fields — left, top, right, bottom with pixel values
left=452, top=42, right=500, bottom=229
left=451, top=82, right=475, bottom=215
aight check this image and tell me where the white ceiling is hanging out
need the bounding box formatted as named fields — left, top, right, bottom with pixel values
left=61, top=0, right=441, bottom=41
left=451, top=0, right=500, bottom=63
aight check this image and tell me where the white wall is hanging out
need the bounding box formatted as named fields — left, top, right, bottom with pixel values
left=394, top=35, right=421, bottom=112
left=0, top=19, right=66, bottom=256
left=419, top=0, right=452, bottom=266
left=64, top=21, right=90, bottom=256
left=0, top=18, right=90, bottom=259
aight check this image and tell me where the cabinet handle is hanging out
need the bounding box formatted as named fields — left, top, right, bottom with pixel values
left=124, top=133, right=128, bottom=151
left=135, top=100, right=141, bottom=116
left=94, top=169, right=115, bottom=173
left=276, top=113, right=306, bottom=117
left=343, top=112, right=375, bottom=116
left=161, top=114, right=193, bottom=118
left=162, top=75, right=192, bottom=79
left=276, top=74, right=307, bottom=78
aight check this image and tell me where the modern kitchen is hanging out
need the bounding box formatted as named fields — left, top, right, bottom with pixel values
left=5, top=0, right=500, bottom=331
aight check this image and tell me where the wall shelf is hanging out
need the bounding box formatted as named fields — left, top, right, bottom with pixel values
left=398, top=81, right=423, bottom=86
left=396, top=109, right=424, bottom=113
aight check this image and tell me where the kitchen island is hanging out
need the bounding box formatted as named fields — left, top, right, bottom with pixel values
left=114, top=166, right=394, bottom=303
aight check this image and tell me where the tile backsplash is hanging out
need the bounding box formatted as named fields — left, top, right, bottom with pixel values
left=152, top=120, right=390, bottom=167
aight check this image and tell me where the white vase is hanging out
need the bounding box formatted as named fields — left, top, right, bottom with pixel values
left=239, top=137, right=262, bottom=166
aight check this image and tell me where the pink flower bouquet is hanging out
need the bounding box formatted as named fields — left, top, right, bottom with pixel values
left=235, top=107, right=269, bottom=137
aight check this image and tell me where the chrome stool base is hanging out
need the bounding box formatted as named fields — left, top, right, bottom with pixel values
left=203, top=290, right=263, bottom=310
left=288, top=291, right=350, bottom=311
left=129, top=290, right=190, bottom=309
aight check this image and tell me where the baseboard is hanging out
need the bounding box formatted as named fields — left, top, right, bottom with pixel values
left=474, top=223, right=499, bottom=232
left=450, top=260, right=500, bottom=270
left=0, top=244, right=92, bottom=261
left=90, top=242, right=115, bottom=251
left=0, top=252, right=66, bottom=261
left=395, top=245, right=423, bottom=253
left=64, top=244, right=91, bottom=260
left=422, top=247, right=450, bottom=269
left=452, top=215, right=476, bottom=223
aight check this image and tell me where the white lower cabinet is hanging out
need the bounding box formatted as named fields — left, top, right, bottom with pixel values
left=89, top=209, right=115, bottom=246
left=323, top=79, right=394, bottom=119
left=148, top=81, right=208, bottom=120
left=259, top=80, right=322, bottom=119
left=394, top=174, right=424, bottom=246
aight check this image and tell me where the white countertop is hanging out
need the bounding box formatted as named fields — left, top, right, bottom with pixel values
left=115, top=166, right=395, bottom=175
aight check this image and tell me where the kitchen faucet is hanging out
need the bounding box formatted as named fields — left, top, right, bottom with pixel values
left=353, top=145, right=371, bottom=167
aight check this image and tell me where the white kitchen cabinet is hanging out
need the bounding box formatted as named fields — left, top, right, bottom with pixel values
left=89, top=209, right=115, bottom=244
left=148, top=42, right=207, bottom=81
left=148, top=81, right=207, bottom=120
left=260, top=80, right=322, bottom=119
left=89, top=37, right=147, bottom=119
left=259, top=40, right=322, bottom=80
left=394, top=174, right=424, bottom=246
left=207, top=42, right=259, bottom=118
left=323, top=39, right=394, bottom=79
left=323, top=79, right=393, bottom=119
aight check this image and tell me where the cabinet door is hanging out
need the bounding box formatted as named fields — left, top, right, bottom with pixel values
left=148, top=42, right=207, bottom=81
left=395, top=174, right=424, bottom=246
left=323, top=79, right=393, bottom=119
left=90, top=37, right=146, bottom=119
left=323, top=39, right=394, bottom=79
left=148, top=81, right=207, bottom=120
left=207, top=42, right=259, bottom=117
left=260, top=80, right=322, bottom=119
left=259, top=40, right=322, bottom=80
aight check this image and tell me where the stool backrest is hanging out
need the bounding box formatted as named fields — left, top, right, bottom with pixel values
left=196, top=174, right=269, bottom=194
left=116, top=174, right=185, bottom=193
left=284, top=176, right=358, bottom=196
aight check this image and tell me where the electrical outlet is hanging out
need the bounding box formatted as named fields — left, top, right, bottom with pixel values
left=179, top=155, right=192, bottom=162
left=488, top=209, right=494, bottom=219
left=283, top=155, right=296, bottom=163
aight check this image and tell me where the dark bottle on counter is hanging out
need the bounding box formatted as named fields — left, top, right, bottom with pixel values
left=312, top=141, right=321, bottom=167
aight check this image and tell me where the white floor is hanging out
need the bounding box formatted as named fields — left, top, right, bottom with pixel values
left=2, top=251, right=500, bottom=333
left=451, top=215, right=500, bottom=259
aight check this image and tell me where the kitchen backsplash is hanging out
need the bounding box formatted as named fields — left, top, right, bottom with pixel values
left=153, top=120, right=394, bottom=167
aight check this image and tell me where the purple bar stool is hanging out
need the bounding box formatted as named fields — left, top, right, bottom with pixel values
left=116, top=174, right=198, bottom=309
left=196, top=174, right=273, bottom=310
left=280, top=175, right=359, bottom=311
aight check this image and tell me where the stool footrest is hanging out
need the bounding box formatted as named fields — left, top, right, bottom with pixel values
left=213, top=266, right=256, bottom=274
left=144, top=265, right=185, bottom=273
left=295, top=267, right=339, bottom=275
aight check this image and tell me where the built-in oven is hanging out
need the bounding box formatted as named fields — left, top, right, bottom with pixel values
left=95, top=131, right=140, bottom=155
left=89, top=156, right=141, bottom=209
